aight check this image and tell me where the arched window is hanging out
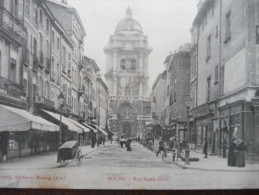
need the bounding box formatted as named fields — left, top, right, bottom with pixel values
left=255, top=90, right=259, bottom=97
left=131, top=59, right=136, bottom=70
left=125, top=86, right=131, bottom=96
left=120, top=59, right=125, bottom=70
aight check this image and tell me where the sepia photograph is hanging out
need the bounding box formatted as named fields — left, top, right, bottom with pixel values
left=0, top=0, right=259, bottom=190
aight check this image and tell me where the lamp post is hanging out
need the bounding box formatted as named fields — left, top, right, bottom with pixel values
left=184, top=94, right=192, bottom=165
left=58, top=92, right=65, bottom=145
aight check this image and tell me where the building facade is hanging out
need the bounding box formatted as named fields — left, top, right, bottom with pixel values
left=191, top=0, right=259, bottom=160
left=105, top=7, right=152, bottom=137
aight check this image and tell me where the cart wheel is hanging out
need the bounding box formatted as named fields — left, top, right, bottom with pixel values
left=61, top=160, right=68, bottom=167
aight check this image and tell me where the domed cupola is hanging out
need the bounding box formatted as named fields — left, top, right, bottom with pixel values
left=116, top=7, right=142, bottom=34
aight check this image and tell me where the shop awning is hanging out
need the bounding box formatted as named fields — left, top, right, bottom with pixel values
left=68, top=119, right=90, bottom=133
left=83, top=123, right=97, bottom=133
left=91, top=124, right=108, bottom=136
left=42, top=110, right=82, bottom=133
left=0, top=105, right=59, bottom=132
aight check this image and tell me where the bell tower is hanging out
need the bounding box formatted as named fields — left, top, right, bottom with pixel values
left=104, top=8, right=152, bottom=137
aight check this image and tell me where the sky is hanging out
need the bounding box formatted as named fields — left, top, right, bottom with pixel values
left=66, top=0, right=199, bottom=87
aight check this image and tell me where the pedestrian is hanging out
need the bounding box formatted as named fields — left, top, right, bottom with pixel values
left=91, top=133, right=96, bottom=148
left=156, top=137, right=167, bottom=157
left=125, top=138, right=132, bottom=151
left=203, top=139, right=208, bottom=158
left=120, top=136, right=125, bottom=148
left=228, top=137, right=237, bottom=166
left=235, top=138, right=246, bottom=167
left=101, top=134, right=105, bottom=146
left=223, top=138, right=227, bottom=158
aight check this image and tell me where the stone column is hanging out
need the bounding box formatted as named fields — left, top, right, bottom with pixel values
left=113, top=50, right=117, bottom=72
left=139, top=81, right=143, bottom=96
left=139, top=52, right=144, bottom=72
left=113, top=77, right=117, bottom=97
left=144, top=53, right=149, bottom=76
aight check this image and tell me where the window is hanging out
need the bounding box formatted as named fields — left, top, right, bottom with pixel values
left=62, top=46, right=66, bottom=67
left=43, top=81, right=47, bottom=97
left=52, top=30, right=55, bottom=43
left=125, top=86, right=131, bottom=96
left=23, top=79, right=28, bottom=96
left=39, top=10, right=43, bottom=25
left=57, top=37, right=60, bottom=49
left=25, top=0, right=30, bottom=16
left=120, top=59, right=125, bottom=70
left=34, top=8, right=38, bottom=25
left=46, top=18, right=49, bottom=32
left=207, top=77, right=211, bottom=102
left=131, top=59, right=136, bottom=70
left=215, top=25, right=218, bottom=38
left=33, top=38, right=37, bottom=56
left=206, top=35, right=211, bottom=61
left=225, top=11, right=231, bottom=42
left=256, top=26, right=259, bottom=45
left=215, top=65, right=219, bottom=83
left=10, top=60, right=16, bottom=82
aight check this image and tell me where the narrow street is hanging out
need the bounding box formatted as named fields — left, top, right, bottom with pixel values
left=0, top=143, right=258, bottom=189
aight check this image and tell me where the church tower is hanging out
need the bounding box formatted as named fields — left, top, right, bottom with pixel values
left=104, top=7, right=152, bottom=137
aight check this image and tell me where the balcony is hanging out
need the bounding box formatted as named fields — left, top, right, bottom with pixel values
left=137, top=115, right=151, bottom=121
left=38, top=51, right=44, bottom=69
left=23, top=48, right=29, bottom=65
left=78, top=85, right=85, bottom=97
left=45, top=57, right=51, bottom=73
left=0, top=7, right=26, bottom=45
left=0, top=76, right=22, bottom=100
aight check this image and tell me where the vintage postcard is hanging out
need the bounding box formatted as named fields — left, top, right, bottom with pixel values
left=0, top=0, right=259, bottom=190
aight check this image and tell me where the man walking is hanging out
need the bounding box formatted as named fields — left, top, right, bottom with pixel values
left=156, top=137, right=167, bottom=157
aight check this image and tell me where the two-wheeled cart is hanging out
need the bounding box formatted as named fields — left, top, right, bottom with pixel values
left=57, top=141, right=83, bottom=167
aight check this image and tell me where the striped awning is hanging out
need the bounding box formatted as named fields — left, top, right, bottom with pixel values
left=68, top=119, right=90, bottom=133
left=83, top=123, right=97, bottom=133
left=42, top=110, right=82, bottom=133
left=0, top=105, right=59, bottom=132
left=91, top=124, right=108, bottom=136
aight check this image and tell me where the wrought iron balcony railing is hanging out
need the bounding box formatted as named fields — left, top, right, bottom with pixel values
left=0, top=7, right=26, bottom=45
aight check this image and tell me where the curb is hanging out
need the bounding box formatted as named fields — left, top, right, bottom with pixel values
left=172, top=161, right=259, bottom=172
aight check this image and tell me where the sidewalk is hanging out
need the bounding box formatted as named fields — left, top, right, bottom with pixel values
left=0, top=142, right=112, bottom=170
left=172, top=150, right=259, bottom=172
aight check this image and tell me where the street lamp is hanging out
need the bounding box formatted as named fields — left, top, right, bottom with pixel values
left=58, top=92, right=65, bottom=145
left=184, top=94, right=192, bottom=165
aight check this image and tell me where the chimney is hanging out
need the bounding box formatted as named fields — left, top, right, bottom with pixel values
left=62, top=0, right=68, bottom=4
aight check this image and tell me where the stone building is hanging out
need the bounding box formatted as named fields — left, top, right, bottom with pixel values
left=167, top=47, right=191, bottom=143
left=0, top=0, right=60, bottom=159
left=151, top=72, right=166, bottom=139
left=191, top=0, right=259, bottom=160
left=46, top=0, right=86, bottom=119
left=96, top=77, right=109, bottom=130
left=105, top=7, right=152, bottom=137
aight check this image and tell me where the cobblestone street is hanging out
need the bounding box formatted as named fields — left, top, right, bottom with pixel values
left=1, top=142, right=259, bottom=189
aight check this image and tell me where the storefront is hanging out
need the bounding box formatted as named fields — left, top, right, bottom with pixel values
left=41, top=110, right=83, bottom=144
left=0, top=105, right=59, bottom=159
